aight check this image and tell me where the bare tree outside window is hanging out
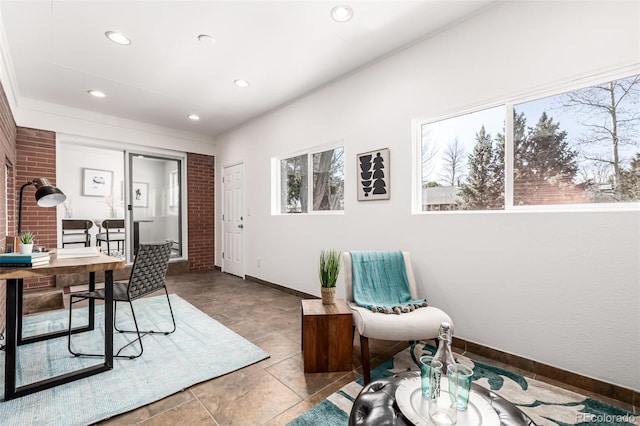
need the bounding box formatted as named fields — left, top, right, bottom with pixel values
left=557, top=75, right=640, bottom=201
left=281, top=154, right=307, bottom=213
left=280, top=146, right=344, bottom=214
left=440, top=138, right=466, bottom=187
left=420, top=106, right=504, bottom=211
left=514, top=73, right=640, bottom=205
left=313, top=147, right=344, bottom=211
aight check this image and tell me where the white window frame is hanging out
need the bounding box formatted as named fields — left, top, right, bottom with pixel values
left=273, top=141, right=345, bottom=215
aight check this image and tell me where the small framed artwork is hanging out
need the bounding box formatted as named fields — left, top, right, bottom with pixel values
left=82, top=168, right=113, bottom=197
left=5, top=236, right=20, bottom=253
left=357, top=148, right=390, bottom=201
left=132, top=182, right=149, bottom=208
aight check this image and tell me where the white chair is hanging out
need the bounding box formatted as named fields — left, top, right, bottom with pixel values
left=344, top=251, right=453, bottom=384
left=96, top=219, right=125, bottom=254
left=62, top=219, right=93, bottom=247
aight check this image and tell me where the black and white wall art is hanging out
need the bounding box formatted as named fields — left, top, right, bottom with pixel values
left=357, top=148, right=390, bottom=201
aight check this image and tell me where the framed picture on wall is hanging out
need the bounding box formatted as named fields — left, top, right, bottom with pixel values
left=82, top=168, right=113, bottom=197
left=132, top=182, right=149, bottom=207
left=357, top=148, right=390, bottom=201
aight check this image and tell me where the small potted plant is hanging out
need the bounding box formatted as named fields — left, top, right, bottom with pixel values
left=19, top=231, right=35, bottom=254
left=319, top=249, right=341, bottom=305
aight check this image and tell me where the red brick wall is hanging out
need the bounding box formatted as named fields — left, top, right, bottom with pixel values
left=0, top=81, right=17, bottom=330
left=187, top=152, right=215, bottom=271
left=15, top=127, right=57, bottom=289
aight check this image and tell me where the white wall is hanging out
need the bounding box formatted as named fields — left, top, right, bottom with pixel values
left=214, top=1, right=640, bottom=390
left=57, top=143, right=125, bottom=218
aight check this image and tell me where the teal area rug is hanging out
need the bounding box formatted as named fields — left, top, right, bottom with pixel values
left=288, top=342, right=637, bottom=426
left=1, top=294, right=269, bottom=425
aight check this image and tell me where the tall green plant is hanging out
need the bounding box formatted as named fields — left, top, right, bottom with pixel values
left=319, top=249, right=341, bottom=288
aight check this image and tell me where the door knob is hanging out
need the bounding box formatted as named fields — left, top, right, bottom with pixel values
left=238, top=224, right=244, bottom=229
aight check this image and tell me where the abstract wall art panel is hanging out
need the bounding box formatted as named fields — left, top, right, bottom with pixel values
left=357, top=148, right=390, bottom=201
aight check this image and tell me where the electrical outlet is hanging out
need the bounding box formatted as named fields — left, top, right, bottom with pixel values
left=257, top=258, right=262, bottom=267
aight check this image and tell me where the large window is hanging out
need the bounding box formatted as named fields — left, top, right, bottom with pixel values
left=279, top=146, right=344, bottom=213
left=418, top=73, right=640, bottom=211
left=420, top=106, right=505, bottom=211
left=514, top=74, right=640, bottom=205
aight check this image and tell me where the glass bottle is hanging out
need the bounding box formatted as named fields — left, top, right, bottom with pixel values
left=431, top=322, right=456, bottom=375
left=428, top=322, right=458, bottom=425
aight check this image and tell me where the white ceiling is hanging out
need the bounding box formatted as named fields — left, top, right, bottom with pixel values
left=0, top=1, right=495, bottom=139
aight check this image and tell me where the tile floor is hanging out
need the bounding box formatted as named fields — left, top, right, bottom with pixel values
left=86, top=270, right=635, bottom=425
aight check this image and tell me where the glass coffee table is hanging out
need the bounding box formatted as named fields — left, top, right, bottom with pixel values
left=395, top=375, right=500, bottom=425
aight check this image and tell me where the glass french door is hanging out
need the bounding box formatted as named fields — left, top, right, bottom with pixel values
left=128, top=153, right=183, bottom=259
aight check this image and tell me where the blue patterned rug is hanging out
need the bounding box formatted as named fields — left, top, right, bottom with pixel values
left=0, top=294, right=269, bottom=425
left=288, top=342, right=637, bottom=426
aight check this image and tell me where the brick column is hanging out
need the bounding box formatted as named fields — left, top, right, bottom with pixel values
left=0, top=81, right=18, bottom=329
left=15, top=127, right=57, bottom=289
left=187, top=153, right=214, bottom=271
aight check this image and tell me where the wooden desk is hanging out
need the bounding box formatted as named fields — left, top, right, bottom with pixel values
left=0, top=253, right=125, bottom=400
left=302, top=299, right=353, bottom=373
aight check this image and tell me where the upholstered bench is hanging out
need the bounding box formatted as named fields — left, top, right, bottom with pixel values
left=349, top=372, right=536, bottom=426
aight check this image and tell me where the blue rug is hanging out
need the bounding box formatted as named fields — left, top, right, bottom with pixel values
left=1, top=294, right=269, bottom=425
left=288, top=342, right=637, bottom=426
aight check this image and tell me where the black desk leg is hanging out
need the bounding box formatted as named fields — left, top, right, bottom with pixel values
left=5, top=278, right=19, bottom=400
left=4, top=271, right=115, bottom=400
left=16, top=278, right=23, bottom=344
left=104, top=270, right=114, bottom=368
left=88, top=271, right=95, bottom=330
left=18, top=273, right=97, bottom=346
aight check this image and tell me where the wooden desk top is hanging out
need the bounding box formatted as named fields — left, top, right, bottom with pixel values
left=0, top=253, right=125, bottom=280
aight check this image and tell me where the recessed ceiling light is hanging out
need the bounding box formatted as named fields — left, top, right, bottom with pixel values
left=234, top=79, right=250, bottom=88
left=197, top=34, right=215, bottom=45
left=331, top=5, right=353, bottom=22
left=105, top=31, right=131, bottom=45
left=87, top=90, right=106, bottom=98
left=188, top=114, right=200, bottom=121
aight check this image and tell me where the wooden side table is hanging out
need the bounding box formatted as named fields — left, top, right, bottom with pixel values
left=302, top=298, right=353, bottom=373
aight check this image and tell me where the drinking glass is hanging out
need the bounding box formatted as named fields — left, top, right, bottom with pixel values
left=448, top=363, right=473, bottom=410
left=428, top=360, right=457, bottom=425
left=419, top=355, right=434, bottom=398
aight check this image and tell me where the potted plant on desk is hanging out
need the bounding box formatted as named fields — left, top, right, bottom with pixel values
left=319, top=249, right=341, bottom=305
left=19, top=231, right=35, bottom=254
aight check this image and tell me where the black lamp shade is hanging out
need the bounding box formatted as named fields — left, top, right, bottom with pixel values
left=17, top=177, right=67, bottom=234
left=32, top=177, right=67, bottom=207
left=35, top=186, right=66, bottom=207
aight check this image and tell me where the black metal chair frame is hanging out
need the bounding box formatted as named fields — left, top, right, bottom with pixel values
left=68, top=241, right=175, bottom=359
left=96, top=219, right=126, bottom=254
left=62, top=219, right=93, bottom=247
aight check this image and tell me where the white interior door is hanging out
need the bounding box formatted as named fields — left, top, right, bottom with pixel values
left=223, top=163, right=244, bottom=277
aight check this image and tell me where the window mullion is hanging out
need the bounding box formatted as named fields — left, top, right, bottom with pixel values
left=504, top=103, right=515, bottom=210
left=308, top=153, right=314, bottom=212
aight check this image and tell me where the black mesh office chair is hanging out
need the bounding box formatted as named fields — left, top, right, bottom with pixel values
left=62, top=219, right=93, bottom=247
left=67, top=241, right=175, bottom=359
left=96, top=219, right=125, bottom=254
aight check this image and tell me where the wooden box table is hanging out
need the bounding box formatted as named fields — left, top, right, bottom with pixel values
left=302, top=299, right=353, bottom=373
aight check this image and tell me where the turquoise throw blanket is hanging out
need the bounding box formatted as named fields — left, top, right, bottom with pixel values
left=350, top=251, right=428, bottom=314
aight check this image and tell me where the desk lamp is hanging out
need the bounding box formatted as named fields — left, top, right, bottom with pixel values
left=18, top=177, right=66, bottom=234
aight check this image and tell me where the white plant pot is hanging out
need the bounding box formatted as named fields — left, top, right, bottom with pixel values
left=19, top=243, right=34, bottom=254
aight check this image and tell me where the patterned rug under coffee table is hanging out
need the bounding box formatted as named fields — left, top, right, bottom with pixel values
left=288, top=342, right=637, bottom=426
